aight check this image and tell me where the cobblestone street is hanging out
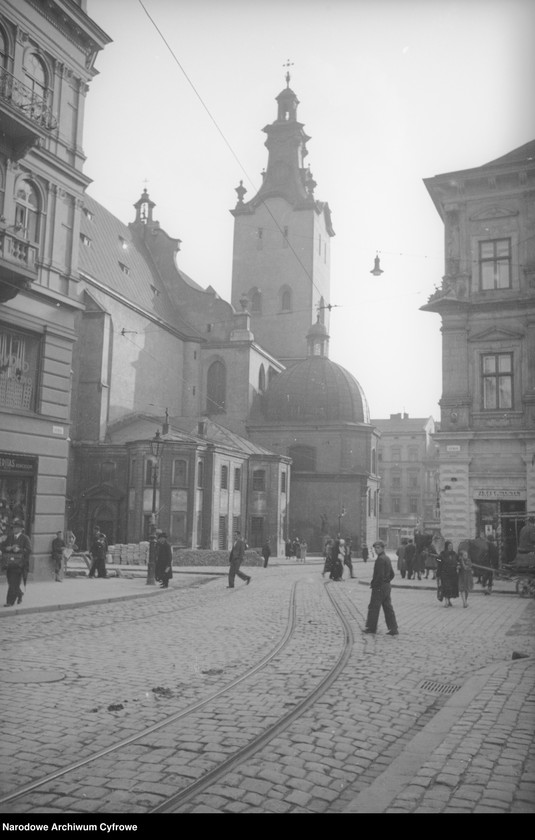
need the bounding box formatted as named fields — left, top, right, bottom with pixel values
left=0, top=560, right=534, bottom=815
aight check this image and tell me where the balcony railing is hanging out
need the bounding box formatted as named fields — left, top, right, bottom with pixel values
left=0, top=67, right=57, bottom=131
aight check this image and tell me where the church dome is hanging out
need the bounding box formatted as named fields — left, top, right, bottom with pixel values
left=263, top=356, right=370, bottom=424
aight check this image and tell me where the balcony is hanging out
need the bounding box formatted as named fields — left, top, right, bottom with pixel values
left=0, top=225, right=38, bottom=302
left=0, top=67, right=57, bottom=158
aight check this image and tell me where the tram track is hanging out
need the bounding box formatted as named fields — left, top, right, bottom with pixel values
left=1, top=579, right=355, bottom=814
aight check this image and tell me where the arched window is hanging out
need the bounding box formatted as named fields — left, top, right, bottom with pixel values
left=101, top=460, right=116, bottom=484
left=258, top=364, right=265, bottom=392
left=250, top=289, right=262, bottom=313
left=281, top=288, right=292, bottom=312
left=15, top=179, right=40, bottom=243
left=24, top=52, right=47, bottom=101
left=288, top=445, right=316, bottom=472
left=0, top=28, right=7, bottom=68
left=206, top=360, right=226, bottom=413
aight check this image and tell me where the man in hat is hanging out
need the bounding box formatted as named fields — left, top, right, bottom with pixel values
left=155, top=532, right=173, bottom=588
left=364, top=540, right=399, bottom=636
left=3, top=519, right=31, bottom=607
left=88, top=524, right=108, bottom=578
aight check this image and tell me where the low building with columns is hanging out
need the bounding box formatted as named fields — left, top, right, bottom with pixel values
left=422, top=140, right=535, bottom=561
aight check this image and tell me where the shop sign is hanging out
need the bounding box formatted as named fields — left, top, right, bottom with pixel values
left=474, top=488, right=525, bottom=500
left=0, top=453, right=37, bottom=474
left=446, top=445, right=461, bottom=452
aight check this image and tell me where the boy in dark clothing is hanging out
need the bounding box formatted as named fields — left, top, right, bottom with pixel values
left=364, top=540, right=398, bottom=635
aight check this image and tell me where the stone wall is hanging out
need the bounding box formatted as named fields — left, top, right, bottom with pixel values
left=107, top=543, right=263, bottom=567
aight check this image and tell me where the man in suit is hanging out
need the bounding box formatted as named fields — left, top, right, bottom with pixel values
left=227, top=531, right=251, bottom=589
left=3, top=519, right=31, bottom=606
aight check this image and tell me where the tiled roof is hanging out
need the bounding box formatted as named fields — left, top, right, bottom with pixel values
left=78, top=193, right=199, bottom=338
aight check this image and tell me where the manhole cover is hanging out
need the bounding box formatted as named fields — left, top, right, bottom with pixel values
left=1, top=669, right=66, bottom=684
left=419, top=679, right=461, bottom=695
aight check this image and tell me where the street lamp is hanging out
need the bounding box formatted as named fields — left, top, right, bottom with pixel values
left=147, top=430, right=164, bottom=586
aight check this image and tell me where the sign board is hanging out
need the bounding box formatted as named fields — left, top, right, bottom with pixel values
left=474, top=489, right=525, bottom=500
left=0, top=453, right=37, bottom=474
left=446, top=445, right=461, bottom=452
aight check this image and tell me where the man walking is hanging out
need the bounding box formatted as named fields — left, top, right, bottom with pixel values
left=364, top=540, right=399, bottom=636
left=51, top=531, right=66, bottom=582
left=227, top=531, right=251, bottom=588
left=88, top=524, right=108, bottom=578
left=155, top=531, right=173, bottom=588
left=3, top=519, right=31, bottom=606
left=261, top=539, right=271, bottom=568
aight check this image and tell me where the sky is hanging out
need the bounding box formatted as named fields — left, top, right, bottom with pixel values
left=83, top=0, right=535, bottom=420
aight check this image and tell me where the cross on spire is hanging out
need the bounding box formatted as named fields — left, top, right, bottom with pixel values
left=283, top=59, right=294, bottom=87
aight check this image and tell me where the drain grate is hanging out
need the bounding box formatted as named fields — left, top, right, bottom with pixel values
left=419, top=679, right=461, bottom=695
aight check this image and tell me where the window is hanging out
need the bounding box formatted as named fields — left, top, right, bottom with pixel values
left=371, top=449, right=377, bottom=474
left=118, top=262, right=130, bottom=275
left=83, top=207, right=94, bottom=221
left=218, top=515, right=228, bottom=549
left=392, top=475, right=401, bottom=490
left=391, top=447, right=401, bottom=462
left=221, top=464, right=228, bottom=489
left=172, top=459, right=187, bottom=487
left=232, top=516, right=241, bottom=538
left=24, top=52, right=47, bottom=100
left=252, top=470, right=266, bottom=491
left=408, top=472, right=419, bottom=488
left=15, top=179, right=40, bottom=243
left=392, top=496, right=401, bottom=514
left=118, top=236, right=128, bottom=250
left=281, top=472, right=286, bottom=494
left=250, top=516, right=264, bottom=547
left=281, top=288, right=292, bottom=311
left=197, top=460, right=204, bottom=488
left=251, top=289, right=262, bottom=312
left=171, top=512, right=187, bottom=546
left=482, top=353, right=513, bottom=410
left=80, top=233, right=91, bottom=246
left=145, top=460, right=155, bottom=485
left=0, top=28, right=7, bottom=68
left=408, top=447, right=419, bottom=462
left=129, top=460, right=136, bottom=487
left=234, top=467, right=241, bottom=491
left=409, top=497, right=419, bottom=514
left=101, top=461, right=116, bottom=483
left=206, top=360, right=226, bottom=413
left=0, top=324, right=40, bottom=411
left=258, top=365, right=266, bottom=392
left=480, top=239, right=511, bottom=290
left=288, top=445, right=316, bottom=472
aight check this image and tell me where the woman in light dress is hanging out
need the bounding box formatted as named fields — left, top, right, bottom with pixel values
left=457, top=547, right=474, bottom=608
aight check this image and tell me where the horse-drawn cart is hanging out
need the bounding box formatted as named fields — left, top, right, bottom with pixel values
left=500, top=553, right=535, bottom=598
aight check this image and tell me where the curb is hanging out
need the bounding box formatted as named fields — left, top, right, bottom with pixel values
left=343, top=656, right=534, bottom=813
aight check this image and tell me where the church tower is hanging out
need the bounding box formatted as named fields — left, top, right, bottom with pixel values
left=230, top=72, right=335, bottom=365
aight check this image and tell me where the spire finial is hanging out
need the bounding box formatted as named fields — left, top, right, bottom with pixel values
left=283, top=59, right=294, bottom=87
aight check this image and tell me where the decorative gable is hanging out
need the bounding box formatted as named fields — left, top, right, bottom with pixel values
left=468, top=326, right=524, bottom=343
left=469, top=206, right=518, bottom=221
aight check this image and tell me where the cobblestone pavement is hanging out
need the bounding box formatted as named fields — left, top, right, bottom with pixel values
left=0, top=562, right=533, bottom=814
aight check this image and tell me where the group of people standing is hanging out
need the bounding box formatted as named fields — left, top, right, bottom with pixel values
left=322, top=537, right=355, bottom=581
left=285, top=538, right=307, bottom=562
left=396, top=538, right=439, bottom=581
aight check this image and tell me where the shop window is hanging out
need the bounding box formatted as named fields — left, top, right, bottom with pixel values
left=206, top=360, right=226, bottom=413
left=0, top=324, right=40, bottom=412
left=479, top=239, right=511, bottom=290
left=172, top=459, right=188, bottom=487
left=482, top=353, right=513, bottom=410
left=252, top=469, right=266, bottom=491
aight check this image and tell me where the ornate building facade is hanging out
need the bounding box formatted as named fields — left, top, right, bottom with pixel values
left=422, top=141, right=535, bottom=561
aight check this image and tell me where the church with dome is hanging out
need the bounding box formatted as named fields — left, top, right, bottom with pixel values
left=0, top=0, right=378, bottom=578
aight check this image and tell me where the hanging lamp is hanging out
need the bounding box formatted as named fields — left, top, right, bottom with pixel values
left=370, top=252, right=384, bottom=276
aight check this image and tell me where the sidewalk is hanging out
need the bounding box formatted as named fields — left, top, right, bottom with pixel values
left=0, top=554, right=521, bottom=617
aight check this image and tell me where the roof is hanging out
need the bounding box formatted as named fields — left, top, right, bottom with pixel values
left=78, top=193, right=198, bottom=338
left=371, top=417, right=434, bottom=433
left=172, top=417, right=280, bottom=457
left=263, top=356, right=370, bottom=424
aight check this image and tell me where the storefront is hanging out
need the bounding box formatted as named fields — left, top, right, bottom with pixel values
left=0, top=452, right=37, bottom=540
left=474, top=489, right=528, bottom=564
